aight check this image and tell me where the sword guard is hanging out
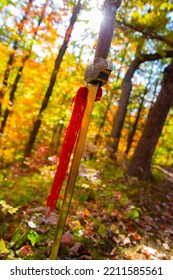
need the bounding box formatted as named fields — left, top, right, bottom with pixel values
left=84, top=58, right=113, bottom=86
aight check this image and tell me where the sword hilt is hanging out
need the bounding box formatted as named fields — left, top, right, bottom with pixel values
left=94, top=0, right=121, bottom=59
left=84, top=0, right=121, bottom=86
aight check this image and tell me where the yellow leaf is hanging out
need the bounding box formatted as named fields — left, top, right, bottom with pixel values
left=0, top=200, right=18, bottom=215
left=0, top=239, right=9, bottom=254
left=70, top=220, right=81, bottom=231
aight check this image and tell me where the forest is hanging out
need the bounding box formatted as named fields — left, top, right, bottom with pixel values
left=0, top=0, right=173, bottom=260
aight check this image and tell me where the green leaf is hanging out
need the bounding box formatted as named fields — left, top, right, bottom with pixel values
left=9, top=227, right=21, bottom=247
left=79, top=193, right=87, bottom=202
left=98, top=224, right=107, bottom=236
left=16, top=231, right=28, bottom=249
left=0, top=173, right=4, bottom=183
left=28, top=231, right=39, bottom=246
left=127, top=207, right=143, bottom=220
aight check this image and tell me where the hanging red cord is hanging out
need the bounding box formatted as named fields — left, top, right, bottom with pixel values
left=47, top=86, right=102, bottom=213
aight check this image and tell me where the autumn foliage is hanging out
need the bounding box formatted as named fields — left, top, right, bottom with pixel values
left=0, top=0, right=173, bottom=260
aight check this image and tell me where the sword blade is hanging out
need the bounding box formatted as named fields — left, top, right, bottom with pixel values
left=50, top=83, right=99, bottom=259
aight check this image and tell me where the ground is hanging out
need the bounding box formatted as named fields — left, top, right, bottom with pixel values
left=0, top=159, right=173, bottom=260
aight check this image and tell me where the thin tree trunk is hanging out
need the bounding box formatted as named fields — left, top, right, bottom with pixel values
left=55, top=122, right=65, bottom=152
left=108, top=56, right=142, bottom=156
left=0, top=61, right=26, bottom=133
left=125, top=65, right=153, bottom=154
left=48, top=124, right=59, bottom=156
left=108, top=50, right=173, bottom=157
left=94, top=93, right=113, bottom=146
left=0, top=0, right=49, bottom=133
left=94, top=46, right=127, bottom=148
left=0, top=0, right=34, bottom=117
left=125, top=94, right=145, bottom=155
left=24, top=0, right=82, bottom=159
left=127, top=60, right=173, bottom=178
left=48, top=116, right=66, bottom=156
left=147, top=78, right=159, bottom=117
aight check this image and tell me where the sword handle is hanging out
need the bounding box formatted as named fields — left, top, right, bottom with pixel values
left=94, top=2, right=120, bottom=59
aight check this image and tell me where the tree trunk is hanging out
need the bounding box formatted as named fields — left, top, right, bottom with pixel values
left=147, top=78, right=159, bottom=117
left=94, top=45, right=127, bottom=150
left=127, top=60, right=173, bottom=178
left=108, top=56, right=141, bottom=155
left=0, top=64, right=24, bottom=133
left=125, top=94, right=145, bottom=155
left=108, top=50, right=173, bottom=157
left=125, top=65, right=153, bottom=154
left=24, top=0, right=81, bottom=159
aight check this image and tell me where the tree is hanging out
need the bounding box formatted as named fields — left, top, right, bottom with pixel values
left=0, top=0, right=49, bottom=133
left=23, top=0, right=82, bottom=160
left=107, top=50, right=173, bottom=157
left=0, top=0, right=34, bottom=118
left=127, top=60, right=173, bottom=178
left=107, top=0, right=173, bottom=156
left=125, top=64, right=153, bottom=154
left=1, top=0, right=173, bottom=169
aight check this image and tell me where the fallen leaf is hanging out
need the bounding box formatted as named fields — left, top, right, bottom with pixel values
left=131, top=232, right=142, bottom=241
left=110, top=247, right=117, bottom=256
left=143, top=246, right=156, bottom=255
left=77, top=211, right=85, bottom=220
left=69, top=242, right=81, bottom=255
left=42, top=213, right=58, bottom=225
left=126, top=224, right=135, bottom=232
left=61, top=231, right=74, bottom=244
left=83, top=208, right=90, bottom=217
left=0, top=239, right=9, bottom=254
left=98, top=224, right=107, bottom=236
left=69, top=220, right=81, bottom=231
left=16, top=245, right=33, bottom=257
left=28, top=221, right=37, bottom=229
left=114, top=191, right=122, bottom=200
left=140, top=246, right=157, bottom=259
left=120, top=236, right=131, bottom=246
left=26, top=207, right=47, bottom=214
left=163, top=243, right=170, bottom=251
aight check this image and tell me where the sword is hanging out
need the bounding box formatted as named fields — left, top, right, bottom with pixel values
left=50, top=0, right=122, bottom=260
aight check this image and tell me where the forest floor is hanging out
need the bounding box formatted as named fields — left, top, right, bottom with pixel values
left=0, top=157, right=173, bottom=260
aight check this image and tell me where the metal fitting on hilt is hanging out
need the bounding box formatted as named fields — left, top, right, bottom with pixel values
left=103, top=0, right=122, bottom=9
left=84, top=58, right=113, bottom=86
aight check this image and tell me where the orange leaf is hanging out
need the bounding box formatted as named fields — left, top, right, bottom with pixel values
left=83, top=208, right=90, bottom=217
left=17, top=245, right=33, bottom=257
left=132, top=231, right=142, bottom=241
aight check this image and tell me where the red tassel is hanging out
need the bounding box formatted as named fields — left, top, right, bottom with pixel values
left=47, top=86, right=102, bottom=213
left=47, top=87, right=88, bottom=212
left=95, top=87, right=102, bottom=101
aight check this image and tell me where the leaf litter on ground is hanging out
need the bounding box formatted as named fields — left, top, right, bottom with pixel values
left=0, top=160, right=173, bottom=260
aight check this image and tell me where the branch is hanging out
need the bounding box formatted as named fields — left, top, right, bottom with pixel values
left=117, top=20, right=173, bottom=48
left=140, top=50, right=173, bottom=62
